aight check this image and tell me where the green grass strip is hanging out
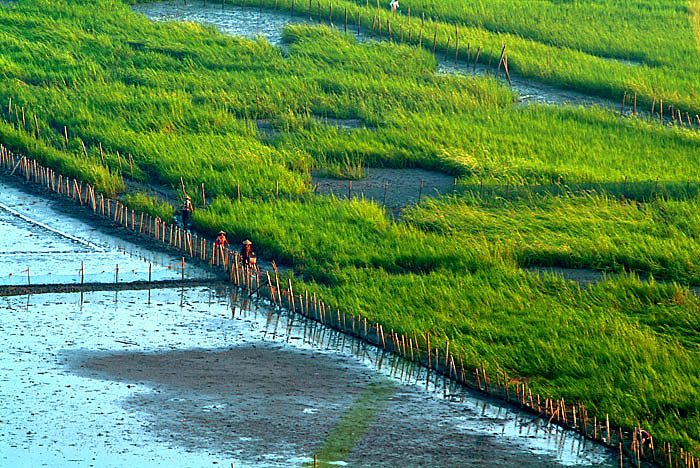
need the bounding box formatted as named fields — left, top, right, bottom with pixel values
left=692, top=0, right=700, bottom=55
left=306, top=377, right=396, bottom=467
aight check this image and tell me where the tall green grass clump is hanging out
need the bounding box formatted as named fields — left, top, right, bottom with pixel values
left=122, top=191, right=175, bottom=222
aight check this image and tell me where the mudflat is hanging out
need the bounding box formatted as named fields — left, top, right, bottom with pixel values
left=77, top=344, right=614, bottom=467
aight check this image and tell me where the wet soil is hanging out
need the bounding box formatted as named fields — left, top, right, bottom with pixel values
left=526, top=266, right=615, bottom=289
left=0, top=173, right=221, bottom=285
left=0, top=278, right=229, bottom=297
left=528, top=265, right=700, bottom=295
left=257, top=117, right=371, bottom=139
left=75, top=344, right=614, bottom=467
left=56, top=292, right=621, bottom=468
left=2, top=286, right=621, bottom=467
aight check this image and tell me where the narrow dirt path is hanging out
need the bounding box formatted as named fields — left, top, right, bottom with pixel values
left=0, top=278, right=229, bottom=297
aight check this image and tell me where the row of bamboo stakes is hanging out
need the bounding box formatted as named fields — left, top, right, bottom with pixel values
left=3, top=140, right=699, bottom=468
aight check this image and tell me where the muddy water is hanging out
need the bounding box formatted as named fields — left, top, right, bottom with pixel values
left=132, top=1, right=628, bottom=109
left=0, top=176, right=623, bottom=467
left=0, top=179, right=214, bottom=285
left=133, top=1, right=313, bottom=46
left=2, top=286, right=620, bottom=468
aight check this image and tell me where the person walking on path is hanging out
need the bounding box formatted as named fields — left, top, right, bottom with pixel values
left=215, top=231, right=229, bottom=249
left=214, top=230, right=229, bottom=264
left=182, top=195, right=193, bottom=229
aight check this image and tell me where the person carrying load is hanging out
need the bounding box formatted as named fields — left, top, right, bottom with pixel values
left=240, top=239, right=256, bottom=268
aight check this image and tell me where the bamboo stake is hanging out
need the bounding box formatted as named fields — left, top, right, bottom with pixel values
left=426, top=331, right=431, bottom=368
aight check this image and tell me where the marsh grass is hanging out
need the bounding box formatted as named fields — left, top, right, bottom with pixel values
left=122, top=191, right=175, bottom=222
left=1, top=0, right=699, bottom=454
left=227, top=0, right=700, bottom=114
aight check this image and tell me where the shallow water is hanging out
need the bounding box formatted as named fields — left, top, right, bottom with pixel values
left=133, top=1, right=313, bottom=46
left=0, top=179, right=214, bottom=285
left=0, top=174, right=622, bottom=467
left=1, top=287, right=620, bottom=468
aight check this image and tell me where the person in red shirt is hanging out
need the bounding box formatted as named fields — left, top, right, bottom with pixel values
left=240, top=239, right=254, bottom=266
left=215, top=231, right=229, bottom=248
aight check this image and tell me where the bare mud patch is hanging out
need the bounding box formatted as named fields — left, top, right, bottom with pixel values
left=527, top=265, right=700, bottom=296
left=312, top=167, right=456, bottom=215
left=74, top=343, right=617, bottom=468
left=76, top=345, right=375, bottom=462
left=256, top=116, right=373, bottom=139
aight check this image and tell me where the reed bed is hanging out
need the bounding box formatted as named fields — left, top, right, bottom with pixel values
left=403, top=194, right=700, bottom=285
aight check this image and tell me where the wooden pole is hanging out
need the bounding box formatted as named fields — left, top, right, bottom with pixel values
left=503, top=54, right=511, bottom=85
left=426, top=332, right=431, bottom=368
left=496, top=43, right=506, bottom=75
left=455, top=24, right=459, bottom=62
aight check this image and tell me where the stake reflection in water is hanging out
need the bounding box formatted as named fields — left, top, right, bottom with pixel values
left=220, top=286, right=617, bottom=466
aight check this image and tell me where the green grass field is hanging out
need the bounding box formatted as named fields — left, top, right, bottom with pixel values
left=1, top=0, right=699, bottom=458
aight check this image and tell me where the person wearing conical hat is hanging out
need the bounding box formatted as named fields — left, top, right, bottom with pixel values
left=240, top=239, right=254, bottom=266
left=215, top=231, right=228, bottom=248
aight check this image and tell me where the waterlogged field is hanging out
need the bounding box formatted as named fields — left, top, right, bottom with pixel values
left=1, top=0, right=699, bottom=459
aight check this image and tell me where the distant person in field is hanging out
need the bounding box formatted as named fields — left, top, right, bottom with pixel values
left=389, top=0, right=399, bottom=13
left=240, top=239, right=255, bottom=267
left=182, top=195, right=193, bottom=229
